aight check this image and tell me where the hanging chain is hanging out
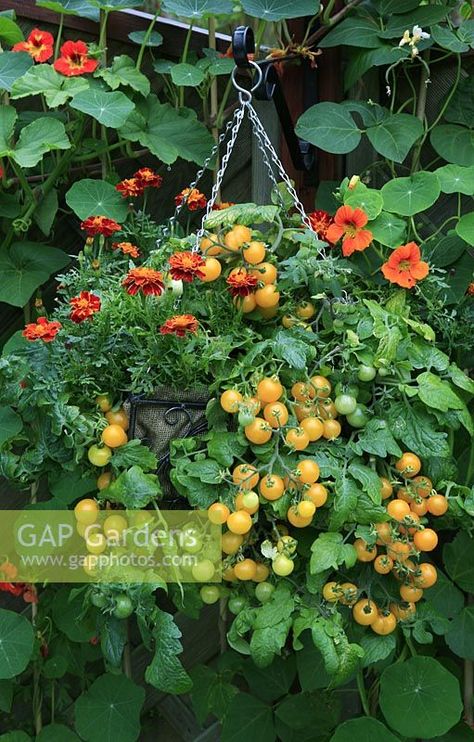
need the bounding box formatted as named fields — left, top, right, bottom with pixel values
left=194, top=101, right=247, bottom=250
left=245, top=101, right=315, bottom=232
left=162, top=58, right=320, bottom=252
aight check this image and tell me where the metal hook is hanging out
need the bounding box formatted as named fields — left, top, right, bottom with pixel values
left=232, top=25, right=255, bottom=68
left=230, top=60, right=264, bottom=103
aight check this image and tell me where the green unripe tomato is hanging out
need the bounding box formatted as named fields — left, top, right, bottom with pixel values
left=333, top=319, right=345, bottom=329
left=357, top=365, right=377, bottom=382
left=87, top=444, right=112, bottom=467
left=113, top=594, right=133, bottom=619
left=255, top=582, right=275, bottom=603
left=90, top=591, right=108, bottom=609
left=200, top=585, right=220, bottom=605
left=346, top=405, right=368, bottom=428
left=192, top=559, right=215, bottom=582
left=334, top=394, right=358, bottom=415
left=335, top=383, right=359, bottom=399
left=272, top=554, right=294, bottom=577
left=228, top=595, right=247, bottom=614
left=238, top=410, right=255, bottom=427
left=377, top=367, right=390, bottom=378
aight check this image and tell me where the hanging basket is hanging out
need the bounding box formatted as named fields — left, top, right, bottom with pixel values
left=125, top=387, right=210, bottom=506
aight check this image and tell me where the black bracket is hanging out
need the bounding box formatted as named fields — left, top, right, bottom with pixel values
left=232, top=25, right=314, bottom=172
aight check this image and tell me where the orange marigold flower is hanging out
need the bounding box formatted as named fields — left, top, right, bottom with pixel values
left=0, top=561, right=18, bottom=580
left=116, top=178, right=144, bottom=198
left=69, top=291, right=101, bottom=323
left=169, top=251, right=205, bottom=282
left=123, top=267, right=164, bottom=296
left=325, top=205, right=373, bottom=257
left=53, top=40, right=98, bottom=77
left=212, top=202, right=235, bottom=210
left=22, top=316, right=62, bottom=342
left=160, top=314, right=199, bottom=337
left=80, top=215, right=122, bottom=237
left=112, top=241, right=140, bottom=258
left=307, top=210, right=334, bottom=239
left=175, top=188, right=207, bottom=211
left=226, top=269, right=258, bottom=297
left=467, top=282, right=474, bottom=296
left=381, top=242, right=429, bottom=289
left=134, top=168, right=163, bottom=189
left=12, top=28, right=54, bottom=63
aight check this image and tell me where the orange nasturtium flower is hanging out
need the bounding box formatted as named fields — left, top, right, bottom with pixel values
left=307, top=210, right=334, bottom=239
left=325, top=205, right=373, bottom=256
left=160, top=314, right=199, bottom=337
left=112, top=242, right=140, bottom=258
left=116, top=178, right=144, bottom=198
left=122, top=267, right=164, bottom=297
left=53, top=40, right=98, bottom=77
left=69, top=291, right=101, bottom=323
left=381, top=242, right=429, bottom=289
left=169, top=251, right=205, bottom=282
left=212, top=202, right=235, bottom=210
left=226, top=269, right=259, bottom=297
left=80, top=216, right=122, bottom=237
left=174, top=188, right=207, bottom=211
left=22, top=317, right=62, bottom=342
left=12, top=28, right=54, bottom=62
left=134, top=168, right=163, bottom=189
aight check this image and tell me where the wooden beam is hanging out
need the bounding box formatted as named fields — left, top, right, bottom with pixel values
left=0, top=1, right=231, bottom=56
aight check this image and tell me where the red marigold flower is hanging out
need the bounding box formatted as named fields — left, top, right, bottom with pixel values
left=123, top=267, right=165, bottom=296
left=116, top=178, right=144, bottom=198
left=169, top=251, right=205, bottom=282
left=226, top=269, right=258, bottom=297
left=212, top=202, right=235, bottom=211
left=112, top=241, right=140, bottom=258
left=53, top=40, right=98, bottom=77
left=23, top=316, right=62, bottom=343
left=381, top=242, right=429, bottom=289
left=23, top=585, right=38, bottom=604
left=12, top=28, right=54, bottom=63
left=69, top=291, right=101, bottom=323
left=160, top=314, right=199, bottom=337
left=80, top=215, right=122, bottom=237
left=325, top=205, right=373, bottom=257
left=134, top=167, right=163, bottom=189
left=174, top=187, right=207, bottom=211
left=307, top=210, right=334, bottom=239
left=467, top=282, right=474, bottom=296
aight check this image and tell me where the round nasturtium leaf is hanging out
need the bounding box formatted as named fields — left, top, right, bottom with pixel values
left=0, top=609, right=34, bottom=680
left=369, top=211, right=406, bottom=247
left=296, top=102, right=361, bottom=155
left=344, top=183, right=383, bottom=220
left=330, top=717, right=401, bottom=742
left=36, top=724, right=81, bottom=741
left=435, top=164, right=474, bottom=195
left=381, top=172, right=440, bottom=216
left=65, top=178, right=129, bottom=221
left=455, top=212, right=474, bottom=246
left=379, top=656, right=463, bottom=738
left=445, top=607, right=474, bottom=660
left=74, top=673, right=145, bottom=742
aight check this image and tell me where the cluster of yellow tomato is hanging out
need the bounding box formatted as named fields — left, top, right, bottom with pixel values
left=323, top=452, right=447, bottom=635
left=86, top=395, right=130, bottom=486
left=200, top=224, right=281, bottom=315
left=220, top=373, right=342, bottom=455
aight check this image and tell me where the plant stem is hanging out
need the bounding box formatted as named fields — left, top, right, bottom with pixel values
left=322, top=0, right=337, bottom=25
left=178, top=24, right=193, bottom=108
left=54, top=13, right=64, bottom=59
left=306, top=0, right=363, bottom=45
left=99, top=10, right=109, bottom=65
left=10, top=160, right=35, bottom=204
left=465, top=595, right=474, bottom=727
left=356, top=670, right=371, bottom=716
left=136, top=11, right=159, bottom=71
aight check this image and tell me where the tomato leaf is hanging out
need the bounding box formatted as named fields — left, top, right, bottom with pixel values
left=352, top=418, right=402, bottom=458
left=329, top=475, right=361, bottom=529
left=360, top=633, right=396, bottom=667
left=145, top=609, right=192, bottom=693
left=348, top=462, right=382, bottom=504
left=110, top=440, right=158, bottom=472
left=310, top=532, right=357, bottom=573
left=416, top=371, right=465, bottom=412
left=207, top=431, right=247, bottom=467
left=386, top=402, right=450, bottom=458
left=99, top=465, right=162, bottom=507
